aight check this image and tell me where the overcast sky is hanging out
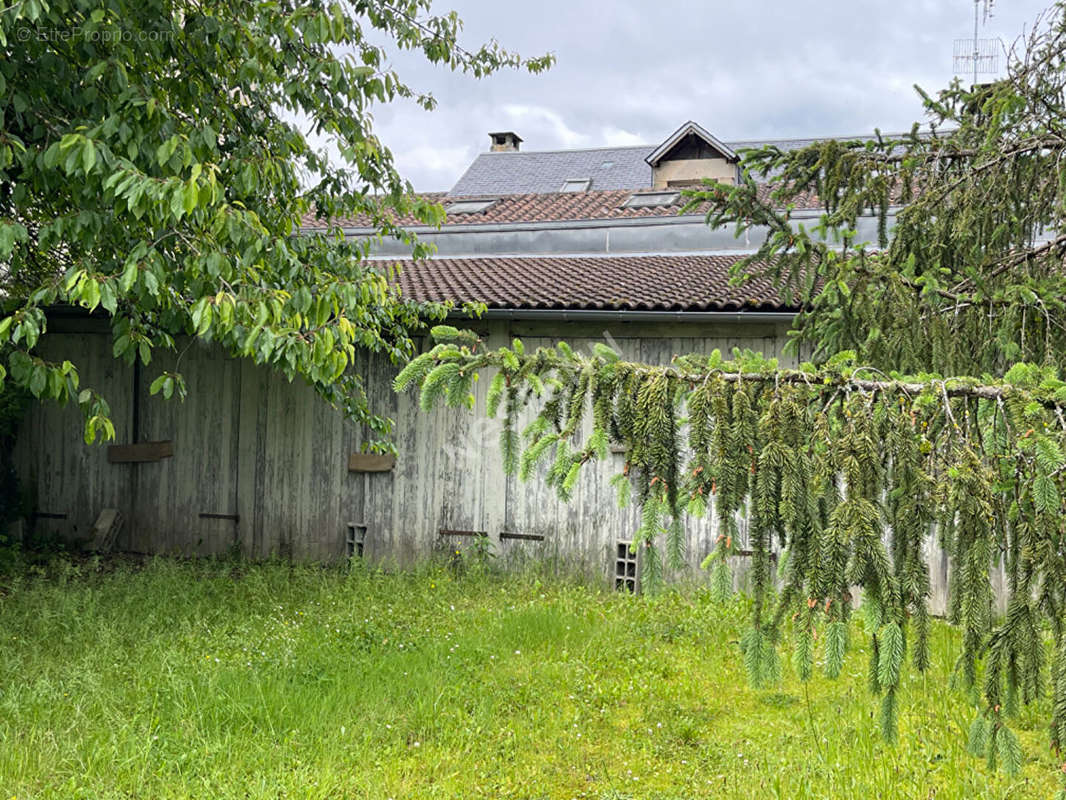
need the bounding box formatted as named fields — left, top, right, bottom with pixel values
left=367, top=0, right=1054, bottom=192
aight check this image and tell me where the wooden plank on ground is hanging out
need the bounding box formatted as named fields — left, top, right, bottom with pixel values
left=88, top=508, right=123, bottom=552
left=107, top=441, right=173, bottom=463
left=348, top=453, right=396, bottom=473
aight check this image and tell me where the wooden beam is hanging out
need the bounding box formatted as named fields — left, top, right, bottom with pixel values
left=107, top=440, right=173, bottom=464
left=348, top=453, right=396, bottom=473
left=499, top=531, right=545, bottom=542
left=438, top=529, right=488, bottom=538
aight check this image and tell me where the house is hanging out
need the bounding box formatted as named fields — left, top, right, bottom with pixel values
left=15, top=121, right=919, bottom=592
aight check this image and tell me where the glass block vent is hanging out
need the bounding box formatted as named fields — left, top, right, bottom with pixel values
left=346, top=523, right=367, bottom=558
left=615, top=541, right=638, bottom=593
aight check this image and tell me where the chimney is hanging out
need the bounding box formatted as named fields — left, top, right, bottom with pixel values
left=489, top=131, right=522, bottom=152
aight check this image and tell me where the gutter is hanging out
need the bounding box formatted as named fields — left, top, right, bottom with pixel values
left=456, top=308, right=798, bottom=323
left=323, top=205, right=905, bottom=238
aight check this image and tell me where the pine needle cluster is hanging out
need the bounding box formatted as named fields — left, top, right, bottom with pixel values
left=398, top=337, right=1066, bottom=776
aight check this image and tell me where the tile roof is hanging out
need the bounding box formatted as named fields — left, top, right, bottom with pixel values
left=300, top=186, right=823, bottom=230
left=389, top=254, right=796, bottom=312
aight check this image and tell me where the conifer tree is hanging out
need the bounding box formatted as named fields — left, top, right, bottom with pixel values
left=402, top=4, right=1066, bottom=790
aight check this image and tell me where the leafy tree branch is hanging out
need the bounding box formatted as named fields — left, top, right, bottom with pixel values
left=0, top=0, right=552, bottom=446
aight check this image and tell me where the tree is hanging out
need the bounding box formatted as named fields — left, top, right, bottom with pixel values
left=403, top=4, right=1066, bottom=789
left=0, top=0, right=551, bottom=445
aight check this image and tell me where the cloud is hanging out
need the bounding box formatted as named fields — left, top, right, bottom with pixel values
left=601, top=127, right=645, bottom=147
left=500, top=104, right=591, bottom=149
left=364, top=0, right=1052, bottom=190
left=394, top=144, right=475, bottom=190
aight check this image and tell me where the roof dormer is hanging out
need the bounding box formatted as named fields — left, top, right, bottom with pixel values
left=645, top=121, right=739, bottom=189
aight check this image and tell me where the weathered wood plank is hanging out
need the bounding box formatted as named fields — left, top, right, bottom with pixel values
left=107, top=441, right=173, bottom=463
left=131, top=340, right=241, bottom=555
left=13, top=333, right=133, bottom=546
left=88, top=508, right=123, bottom=552
left=348, top=453, right=396, bottom=473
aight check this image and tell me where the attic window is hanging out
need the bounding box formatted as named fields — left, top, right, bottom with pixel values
left=560, top=179, right=591, bottom=193
left=444, top=200, right=496, bottom=215
left=622, top=191, right=680, bottom=209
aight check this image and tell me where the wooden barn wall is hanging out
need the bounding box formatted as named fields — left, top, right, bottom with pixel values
left=12, top=332, right=134, bottom=544
left=14, top=316, right=991, bottom=613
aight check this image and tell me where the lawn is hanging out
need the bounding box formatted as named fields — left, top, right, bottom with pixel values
left=0, top=557, right=1058, bottom=799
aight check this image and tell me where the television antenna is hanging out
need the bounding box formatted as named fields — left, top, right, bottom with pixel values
left=953, top=0, right=1000, bottom=85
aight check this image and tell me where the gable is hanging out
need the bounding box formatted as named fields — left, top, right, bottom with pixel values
left=644, top=121, right=738, bottom=167
left=658, top=131, right=733, bottom=162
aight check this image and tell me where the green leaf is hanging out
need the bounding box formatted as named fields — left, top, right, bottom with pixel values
left=99, top=282, right=117, bottom=314
left=119, top=261, right=138, bottom=292
left=28, top=365, right=46, bottom=397
left=183, top=180, right=199, bottom=214
left=81, top=139, right=96, bottom=173
left=81, top=278, right=101, bottom=311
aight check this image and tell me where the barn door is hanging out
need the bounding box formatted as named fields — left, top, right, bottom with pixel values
left=128, top=341, right=242, bottom=555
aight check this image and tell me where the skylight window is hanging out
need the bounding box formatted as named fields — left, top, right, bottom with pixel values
left=560, top=179, right=591, bottom=193
left=601, top=161, right=615, bottom=169
left=622, top=191, right=681, bottom=208
left=444, top=200, right=496, bottom=215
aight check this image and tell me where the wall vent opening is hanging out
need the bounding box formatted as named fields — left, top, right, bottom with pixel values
left=614, top=541, right=638, bottom=593
left=346, top=523, right=367, bottom=558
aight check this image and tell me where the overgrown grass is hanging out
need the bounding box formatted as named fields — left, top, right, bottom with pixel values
left=0, top=557, right=1058, bottom=798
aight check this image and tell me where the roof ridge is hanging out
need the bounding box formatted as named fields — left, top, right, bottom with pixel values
left=369, top=251, right=751, bottom=261
left=472, top=143, right=655, bottom=156
left=468, top=131, right=927, bottom=158
left=728, top=130, right=932, bottom=145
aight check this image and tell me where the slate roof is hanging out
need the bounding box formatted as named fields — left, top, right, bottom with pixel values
left=390, top=254, right=795, bottom=312
left=300, top=186, right=824, bottom=230
left=448, top=145, right=653, bottom=196
left=448, top=134, right=874, bottom=196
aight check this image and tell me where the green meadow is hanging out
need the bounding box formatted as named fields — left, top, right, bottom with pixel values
left=0, top=558, right=1057, bottom=798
